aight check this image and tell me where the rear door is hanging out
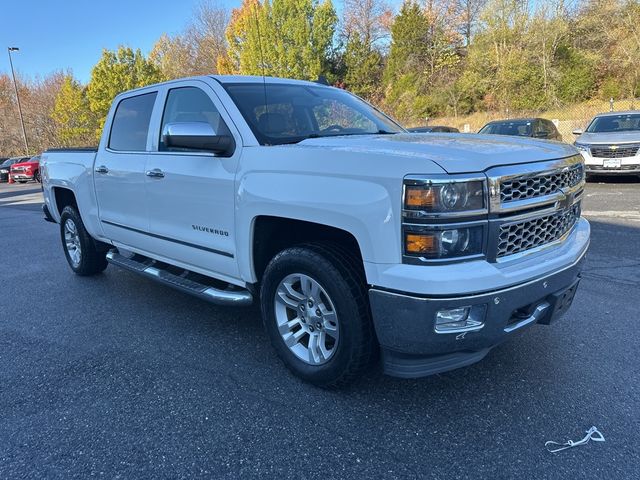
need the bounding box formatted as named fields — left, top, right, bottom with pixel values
left=94, top=90, right=158, bottom=248
left=144, top=81, right=241, bottom=281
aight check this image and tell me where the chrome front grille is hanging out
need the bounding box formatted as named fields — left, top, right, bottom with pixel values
left=497, top=203, right=581, bottom=257
left=590, top=144, right=640, bottom=158
left=487, top=155, right=584, bottom=261
left=500, top=162, right=583, bottom=203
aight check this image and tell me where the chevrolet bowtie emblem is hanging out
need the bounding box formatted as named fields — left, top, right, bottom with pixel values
left=610, top=145, right=618, bottom=150
left=558, top=187, right=575, bottom=210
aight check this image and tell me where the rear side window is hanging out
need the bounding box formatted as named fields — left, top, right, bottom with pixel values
left=109, top=92, right=157, bottom=151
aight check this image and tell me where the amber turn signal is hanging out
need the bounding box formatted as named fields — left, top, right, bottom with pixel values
left=405, top=233, right=437, bottom=254
left=405, top=186, right=436, bottom=209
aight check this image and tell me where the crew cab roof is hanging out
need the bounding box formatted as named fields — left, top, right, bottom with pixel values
left=210, top=75, right=325, bottom=87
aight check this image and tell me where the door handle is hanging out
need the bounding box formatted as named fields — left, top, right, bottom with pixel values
left=95, top=165, right=109, bottom=174
left=145, top=168, right=165, bottom=179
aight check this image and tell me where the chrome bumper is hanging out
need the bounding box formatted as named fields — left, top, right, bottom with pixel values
left=369, top=251, right=586, bottom=378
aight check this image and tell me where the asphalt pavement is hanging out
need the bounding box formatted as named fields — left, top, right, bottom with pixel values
left=0, top=178, right=638, bottom=479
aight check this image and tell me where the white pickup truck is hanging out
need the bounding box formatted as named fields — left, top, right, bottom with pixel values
left=41, top=76, right=590, bottom=386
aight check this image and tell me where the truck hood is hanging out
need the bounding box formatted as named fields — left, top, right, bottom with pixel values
left=575, top=131, right=640, bottom=145
left=296, top=133, right=577, bottom=173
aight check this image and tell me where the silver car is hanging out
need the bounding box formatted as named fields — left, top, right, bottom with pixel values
left=573, top=111, right=640, bottom=178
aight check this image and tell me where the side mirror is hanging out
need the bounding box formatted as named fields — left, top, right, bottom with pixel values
left=162, top=122, right=233, bottom=155
left=572, top=129, right=583, bottom=136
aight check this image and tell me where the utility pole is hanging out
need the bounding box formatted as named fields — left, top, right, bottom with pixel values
left=7, top=47, right=29, bottom=155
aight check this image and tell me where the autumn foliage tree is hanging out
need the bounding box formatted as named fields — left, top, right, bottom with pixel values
left=51, top=76, right=97, bottom=147
left=86, top=46, right=163, bottom=137
left=219, top=0, right=337, bottom=81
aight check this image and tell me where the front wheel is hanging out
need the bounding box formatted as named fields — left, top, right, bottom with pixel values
left=60, top=206, right=108, bottom=276
left=260, top=244, right=376, bottom=387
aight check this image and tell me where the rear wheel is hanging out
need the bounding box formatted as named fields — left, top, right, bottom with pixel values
left=60, top=206, right=108, bottom=276
left=260, top=244, right=375, bottom=387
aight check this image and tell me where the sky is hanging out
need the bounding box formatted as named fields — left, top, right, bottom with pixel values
left=0, top=0, right=242, bottom=83
left=0, top=0, right=395, bottom=84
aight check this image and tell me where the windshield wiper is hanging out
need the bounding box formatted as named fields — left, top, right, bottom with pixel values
left=376, top=130, right=400, bottom=134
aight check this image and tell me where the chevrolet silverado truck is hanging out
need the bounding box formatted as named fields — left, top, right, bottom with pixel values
left=573, top=111, right=640, bottom=178
left=41, top=76, right=590, bottom=386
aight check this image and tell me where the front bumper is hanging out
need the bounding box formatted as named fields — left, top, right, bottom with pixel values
left=11, top=173, right=34, bottom=181
left=579, top=151, right=640, bottom=175
left=585, top=164, right=640, bottom=175
left=369, top=252, right=585, bottom=378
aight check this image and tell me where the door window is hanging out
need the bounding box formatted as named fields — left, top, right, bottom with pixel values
left=108, top=92, right=157, bottom=151
left=160, top=87, right=230, bottom=151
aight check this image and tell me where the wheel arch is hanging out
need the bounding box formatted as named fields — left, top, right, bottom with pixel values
left=52, top=186, right=78, bottom=216
left=250, top=216, right=365, bottom=284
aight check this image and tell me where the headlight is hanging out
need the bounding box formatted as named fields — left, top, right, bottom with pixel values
left=405, top=225, right=484, bottom=259
left=574, top=142, right=589, bottom=152
left=404, top=177, right=485, bottom=214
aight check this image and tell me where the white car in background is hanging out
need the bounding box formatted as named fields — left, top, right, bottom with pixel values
left=573, top=111, right=640, bottom=178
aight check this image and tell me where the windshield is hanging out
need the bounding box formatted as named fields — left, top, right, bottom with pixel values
left=479, top=121, right=533, bottom=136
left=3, top=158, right=23, bottom=167
left=586, top=114, right=640, bottom=133
left=222, top=83, right=404, bottom=145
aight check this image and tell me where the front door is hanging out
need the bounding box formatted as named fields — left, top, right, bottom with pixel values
left=144, top=82, right=240, bottom=282
left=94, top=91, right=158, bottom=249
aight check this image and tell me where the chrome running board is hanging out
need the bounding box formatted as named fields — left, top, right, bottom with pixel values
left=106, top=250, right=253, bottom=307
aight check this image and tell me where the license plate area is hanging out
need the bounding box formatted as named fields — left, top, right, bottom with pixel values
left=603, top=159, right=621, bottom=168
left=538, top=277, right=581, bottom=325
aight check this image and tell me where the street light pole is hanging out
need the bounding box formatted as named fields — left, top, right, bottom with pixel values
left=7, top=47, right=29, bottom=155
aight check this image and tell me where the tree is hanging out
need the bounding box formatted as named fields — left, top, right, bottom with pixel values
left=576, top=0, right=640, bottom=100
left=383, top=1, right=461, bottom=121
left=51, top=75, right=97, bottom=147
left=220, top=0, right=338, bottom=80
left=341, top=0, right=391, bottom=99
left=344, top=35, right=383, bottom=99
left=150, top=0, right=229, bottom=79
left=453, top=0, right=488, bottom=46
left=86, top=46, right=163, bottom=136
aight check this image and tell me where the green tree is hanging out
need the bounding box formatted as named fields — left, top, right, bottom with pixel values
left=383, top=1, right=460, bottom=122
left=86, top=46, right=163, bottom=137
left=344, top=35, right=382, bottom=99
left=221, top=0, right=338, bottom=80
left=340, top=0, right=390, bottom=99
left=51, top=75, right=97, bottom=147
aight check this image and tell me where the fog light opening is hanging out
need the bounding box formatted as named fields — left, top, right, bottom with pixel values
left=435, top=305, right=486, bottom=334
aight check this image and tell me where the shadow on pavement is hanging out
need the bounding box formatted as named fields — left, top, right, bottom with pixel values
left=0, top=186, right=42, bottom=200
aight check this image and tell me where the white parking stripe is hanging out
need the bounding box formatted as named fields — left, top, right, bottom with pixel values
left=582, top=210, right=640, bottom=221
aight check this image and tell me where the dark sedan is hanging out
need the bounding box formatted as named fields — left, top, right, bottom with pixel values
left=478, top=118, right=563, bottom=141
left=408, top=126, right=459, bottom=133
left=0, top=157, right=30, bottom=182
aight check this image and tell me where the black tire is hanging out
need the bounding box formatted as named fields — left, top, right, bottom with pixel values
left=34, top=170, right=41, bottom=183
left=60, top=206, right=108, bottom=276
left=260, top=243, right=376, bottom=387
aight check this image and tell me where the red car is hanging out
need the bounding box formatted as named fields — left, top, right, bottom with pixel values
left=10, top=155, right=41, bottom=183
